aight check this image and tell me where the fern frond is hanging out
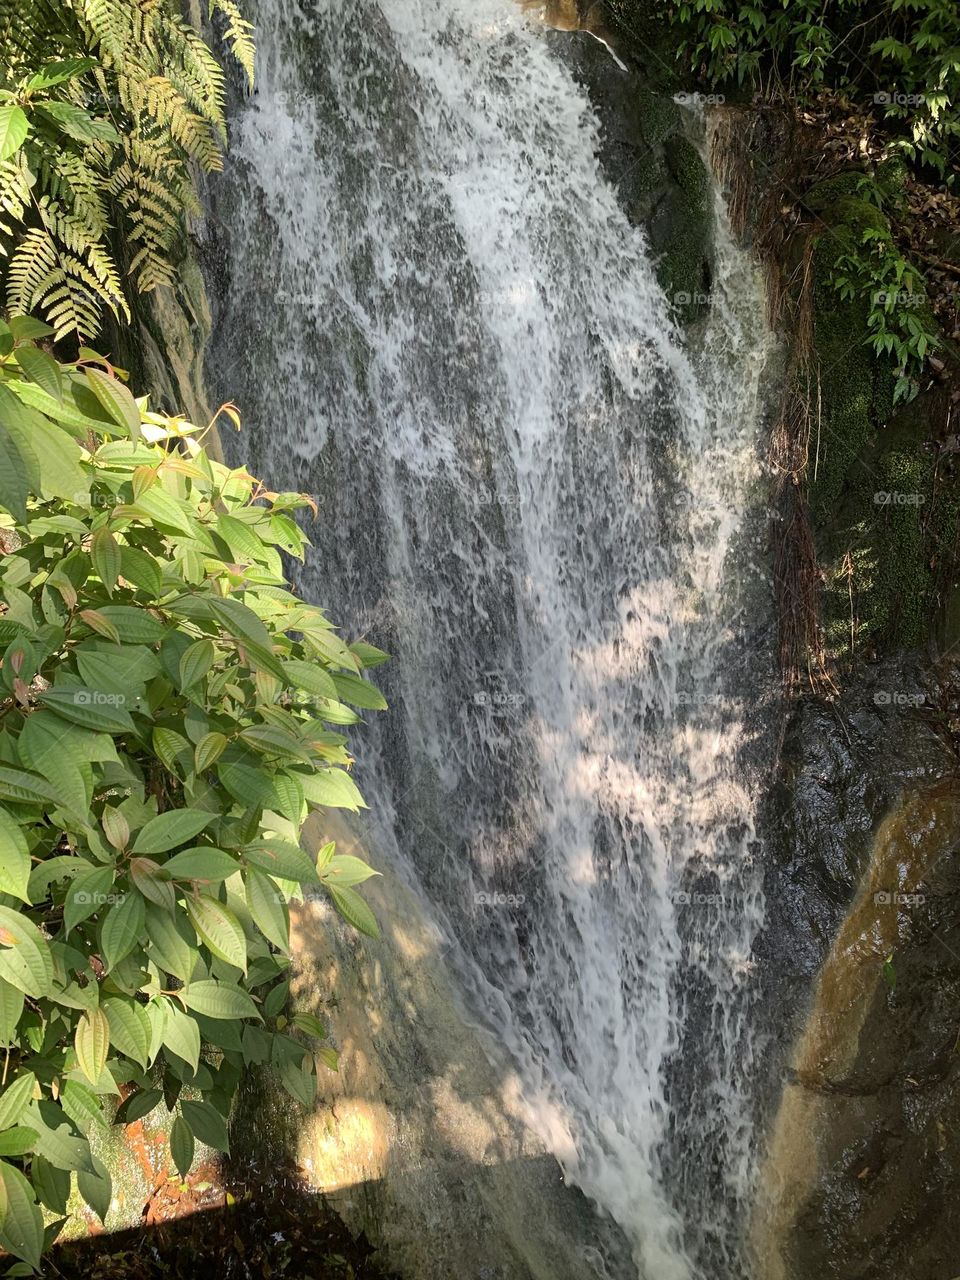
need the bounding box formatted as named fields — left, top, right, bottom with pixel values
left=210, top=0, right=255, bottom=86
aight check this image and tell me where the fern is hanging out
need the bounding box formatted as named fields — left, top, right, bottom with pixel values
left=0, top=0, right=254, bottom=342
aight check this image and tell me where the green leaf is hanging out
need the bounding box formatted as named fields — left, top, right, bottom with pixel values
left=75, top=1009, right=110, bottom=1085
left=320, top=855, right=380, bottom=889
left=161, top=1004, right=200, bottom=1073
left=27, top=1104, right=95, bottom=1173
left=25, top=58, right=95, bottom=90
left=102, top=997, right=151, bottom=1069
left=38, top=688, right=135, bottom=733
left=169, top=1115, right=194, bottom=1178
left=0, top=1127, right=37, bottom=1157
left=118, top=547, right=163, bottom=598
left=0, top=906, right=53, bottom=996
left=279, top=1056, right=317, bottom=1107
left=162, top=846, right=238, bottom=882
left=0, top=808, right=31, bottom=903
left=145, top=906, right=195, bottom=983
left=179, top=979, right=260, bottom=1021
left=0, top=420, right=30, bottom=523
left=100, top=893, right=145, bottom=969
left=65, top=867, right=115, bottom=937
left=185, top=896, right=247, bottom=972
left=0, top=106, right=28, bottom=161
left=0, top=979, right=24, bottom=1045
left=0, top=1074, right=36, bottom=1130
left=299, top=767, right=367, bottom=812
left=281, top=659, right=337, bottom=699
left=0, top=1161, right=43, bottom=1268
left=92, top=606, right=166, bottom=644
left=59, top=1081, right=107, bottom=1135
left=194, top=732, right=227, bottom=774
left=328, top=885, right=380, bottom=940
left=13, top=347, right=62, bottom=402
left=118, top=1088, right=162, bottom=1124
left=291, top=1012, right=325, bottom=1039
left=331, top=672, right=388, bottom=711
left=244, top=866, right=289, bottom=951
left=179, top=639, right=215, bottom=691
left=244, top=840, right=320, bottom=885
left=84, top=369, right=141, bottom=441
left=180, top=1099, right=230, bottom=1153
left=132, top=810, right=216, bottom=855
left=77, top=1153, right=111, bottom=1224
left=91, top=528, right=121, bottom=597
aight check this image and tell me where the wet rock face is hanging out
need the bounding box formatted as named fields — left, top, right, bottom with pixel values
left=755, top=657, right=960, bottom=1280
left=549, top=28, right=714, bottom=322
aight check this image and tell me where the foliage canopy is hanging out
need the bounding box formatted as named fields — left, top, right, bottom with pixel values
left=0, top=324, right=385, bottom=1267
left=0, top=0, right=254, bottom=340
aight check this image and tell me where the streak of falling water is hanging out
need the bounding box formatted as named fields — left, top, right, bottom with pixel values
left=206, top=2, right=776, bottom=1275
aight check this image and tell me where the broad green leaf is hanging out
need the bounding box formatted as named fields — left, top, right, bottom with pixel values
left=279, top=1057, right=317, bottom=1107
left=77, top=1153, right=111, bottom=1224
left=320, top=855, right=380, bottom=889
left=75, top=1009, right=110, bottom=1085
left=179, top=979, right=260, bottom=1021
left=0, top=106, right=28, bottom=161
left=0, top=1127, right=37, bottom=1156
left=291, top=1012, right=325, bottom=1039
left=179, top=639, right=215, bottom=691
left=93, top=606, right=166, bottom=644
left=0, top=808, right=30, bottom=902
left=0, top=979, right=24, bottom=1045
left=38, top=688, right=135, bottom=733
left=145, top=906, right=195, bottom=983
left=0, top=1161, right=43, bottom=1268
left=161, top=1004, right=200, bottom=1072
left=13, top=347, right=62, bottom=402
left=162, top=846, right=238, bottom=882
left=84, top=369, right=141, bottom=441
left=181, top=1099, right=229, bottom=1153
left=169, top=1115, right=194, bottom=1178
left=298, top=767, right=367, bottom=812
left=331, top=672, right=388, bottom=711
left=0, top=907, right=53, bottom=996
left=65, top=867, right=115, bottom=937
left=102, top=998, right=151, bottom=1069
left=119, top=546, right=163, bottom=597
left=244, top=866, right=289, bottom=951
left=90, top=528, right=121, bottom=596
left=328, top=885, right=380, bottom=940
left=119, top=1088, right=162, bottom=1124
left=0, top=1074, right=36, bottom=1130
left=244, top=840, right=320, bottom=885
left=59, top=1081, right=107, bottom=1135
left=129, top=858, right=175, bottom=912
left=194, top=732, right=227, bottom=774
left=132, top=810, right=216, bottom=855
left=100, top=893, right=145, bottom=969
left=185, top=895, right=247, bottom=972
left=281, top=658, right=337, bottom=699
left=26, top=1103, right=96, bottom=1173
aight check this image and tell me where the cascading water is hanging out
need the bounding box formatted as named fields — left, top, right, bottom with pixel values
left=206, top=2, right=776, bottom=1276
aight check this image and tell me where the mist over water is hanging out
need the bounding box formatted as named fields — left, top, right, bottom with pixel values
left=207, top=2, right=776, bottom=1275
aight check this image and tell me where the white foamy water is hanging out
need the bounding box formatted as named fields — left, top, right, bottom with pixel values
left=207, top=3, right=775, bottom=1275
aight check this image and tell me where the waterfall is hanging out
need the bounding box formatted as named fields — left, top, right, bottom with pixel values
left=206, top=1, right=775, bottom=1276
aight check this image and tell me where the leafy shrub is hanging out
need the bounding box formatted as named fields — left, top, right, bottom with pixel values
left=0, top=0, right=254, bottom=340
left=664, top=0, right=960, bottom=178
left=0, top=319, right=385, bottom=1268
